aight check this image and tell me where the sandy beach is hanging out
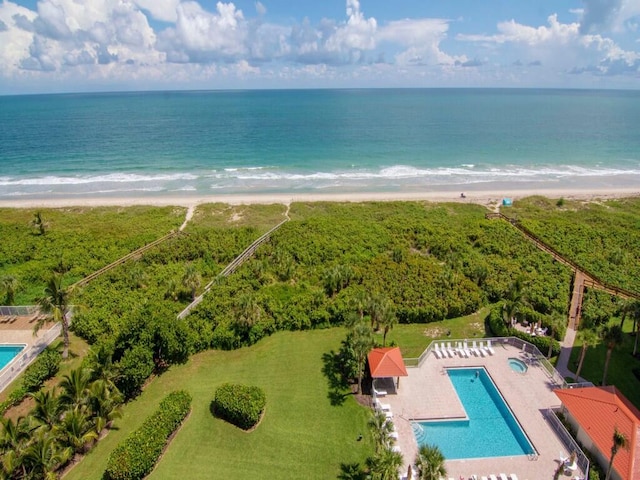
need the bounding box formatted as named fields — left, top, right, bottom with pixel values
left=0, top=186, right=638, bottom=209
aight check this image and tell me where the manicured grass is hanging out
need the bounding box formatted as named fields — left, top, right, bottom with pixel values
left=65, top=329, right=372, bottom=480
left=374, top=307, right=492, bottom=358
left=568, top=321, right=640, bottom=408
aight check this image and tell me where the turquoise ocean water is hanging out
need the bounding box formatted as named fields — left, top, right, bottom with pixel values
left=0, top=89, right=639, bottom=199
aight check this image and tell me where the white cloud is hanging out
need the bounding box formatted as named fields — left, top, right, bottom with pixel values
left=133, top=0, right=182, bottom=23
left=379, top=18, right=465, bottom=65
left=0, top=2, right=37, bottom=73
left=158, top=1, right=247, bottom=62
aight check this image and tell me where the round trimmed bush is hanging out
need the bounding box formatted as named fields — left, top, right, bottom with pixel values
left=211, top=383, right=266, bottom=430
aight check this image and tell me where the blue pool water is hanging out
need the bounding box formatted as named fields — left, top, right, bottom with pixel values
left=0, top=345, right=24, bottom=370
left=413, top=368, right=535, bottom=459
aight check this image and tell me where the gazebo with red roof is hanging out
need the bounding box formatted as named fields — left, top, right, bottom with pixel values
left=554, top=386, right=640, bottom=480
left=367, top=347, right=408, bottom=394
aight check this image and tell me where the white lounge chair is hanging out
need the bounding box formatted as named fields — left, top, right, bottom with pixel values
left=473, top=340, right=485, bottom=357
left=433, top=344, right=442, bottom=359
left=375, top=400, right=391, bottom=411
left=486, top=339, right=495, bottom=355
left=456, top=342, right=467, bottom=358
left=392, top=445, right=401, bottom=452
left=489, top=475, right=498, bottom=480
left=499, top=474, right=508, bottom=480
left=465, top=340, right=475, bottom=357
left=384, top=410, right=393, bottom=419
left=509, top=475, right=519, bottom=480
left=446, top=342, right=456, bottom=357
left=374, top=387, right=388, bottom=397
left=389, top=431, right=398, bottom=440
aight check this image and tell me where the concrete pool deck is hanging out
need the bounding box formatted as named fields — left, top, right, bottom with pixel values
left=377, top=340, right=585, bottom=480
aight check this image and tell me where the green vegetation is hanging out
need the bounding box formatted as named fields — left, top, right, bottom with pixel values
left=0, top=366, right=122, bottom=479
left=211, top=383, right=265, bottom=430
left=510, top=196, right=640, bottom=293
left=65, top=329, right=372, bottom=480
left=105, top=390, right=191, bottom=480
left=0, top=206, right=185, bottom=302
left=2, top=198, right=640, bottom=477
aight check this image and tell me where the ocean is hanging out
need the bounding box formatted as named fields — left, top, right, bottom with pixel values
left=0, top=88, right=639, bottom=200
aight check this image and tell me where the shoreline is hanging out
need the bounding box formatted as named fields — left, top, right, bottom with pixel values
left=0, top=187, right=638, bottom=209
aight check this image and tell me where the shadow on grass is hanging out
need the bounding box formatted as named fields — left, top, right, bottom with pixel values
left=322, top=351, right=353, bottom=406
left=338, top=462, right=367, bottom=480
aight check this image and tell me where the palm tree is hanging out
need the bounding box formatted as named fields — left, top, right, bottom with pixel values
left=59, top=368, right=92, bottom=410
left=367, top=446, right=403, bottom=480
left=546, top=312, right=564, bottom=358
left=379, top=301, right=397, bottom=347
left=36, top=273, right=73, bottom=359
left=86, top=379, right=122, bottom=433
left=621, top=299, right=640, bottom=356
left=30, top=389, right=62, bottom=431
left=351, top=321, right=374, bottom=394
left=54, top=407, right=98, bottom=454
left=235, top=292, right=262, bottom=329
left=1, top=275, right=19, bottom=305
left=349, top=288, right=369, bottom=322
left=605, top=428, right=629, bottom=480
left=31, top=211, right=47, bottom=235
left=182, top=264, right=202, bottom=301
left=0, top=416, right=30, bottom=475
left=574, top=327, right=599, bottom=381
left=502, top=277, right=526, bottom=327
left=415, top=444, right=447, bottom=480
left=600, top=324, right=624, bottom=386
left=21, top=429, right=71, bottom=480
left=368, top=410, right=393, bottom=454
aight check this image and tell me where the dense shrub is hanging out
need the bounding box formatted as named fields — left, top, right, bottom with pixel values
left=104, top=390, right=191, bottom=480
left=0, top=347, right=61, bottom=414
left=115, top=345, right=155, bottom=400
left=21, top=348, right=61, bottom=392
left=212, top=383, right=266, bottom=430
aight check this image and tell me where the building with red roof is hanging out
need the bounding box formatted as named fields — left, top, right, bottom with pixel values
left=367, top=347, right=408, bottom=394
left=554, top=386, right=640, bottom=480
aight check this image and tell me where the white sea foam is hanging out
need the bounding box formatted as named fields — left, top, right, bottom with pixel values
left=0, top=172, right=198, bottom=186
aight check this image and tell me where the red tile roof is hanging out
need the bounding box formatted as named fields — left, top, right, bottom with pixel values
left=367, top=347, right=408, bottom=378
left=554, top=386, right=640, bottom=480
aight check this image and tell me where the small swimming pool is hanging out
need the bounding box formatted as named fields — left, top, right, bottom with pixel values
left=0, top=345, right=25, bottom=371
left=413, top=367, right=535, bottom=459
left=508, top=357, right=528, bottom=374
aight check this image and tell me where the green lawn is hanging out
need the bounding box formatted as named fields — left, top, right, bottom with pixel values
left=374, top=307, right=492, bottom=358
left=568, top=321, right=640, bottom=408
left=65, top=329, right=372, bottom=480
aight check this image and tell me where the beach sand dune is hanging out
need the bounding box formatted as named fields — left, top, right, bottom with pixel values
left=0, top=187, right=637, bottom=209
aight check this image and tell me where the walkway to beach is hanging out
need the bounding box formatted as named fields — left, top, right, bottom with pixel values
left=485, top=212, right=640, bottom=379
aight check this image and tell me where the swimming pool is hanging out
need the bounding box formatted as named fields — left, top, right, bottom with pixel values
left=0, top=345, right=25, bottom=371
left=413, top=367, right=535, bottom=459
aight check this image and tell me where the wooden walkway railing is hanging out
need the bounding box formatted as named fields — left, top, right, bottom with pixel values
left=485, top=212, right=640, bottom=301
left=177, top=218, right=290, bottom=319
left=71, top=231, right=179, bottom=289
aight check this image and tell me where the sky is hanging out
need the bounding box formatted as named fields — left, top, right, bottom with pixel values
left=0, top=0, right=639, bottom=94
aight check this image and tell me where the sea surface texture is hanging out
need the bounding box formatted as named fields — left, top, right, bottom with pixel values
left=0, top=89, right=638, bottom=199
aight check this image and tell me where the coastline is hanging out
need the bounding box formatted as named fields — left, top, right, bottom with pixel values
left=0, top=186, right=638, bottom=209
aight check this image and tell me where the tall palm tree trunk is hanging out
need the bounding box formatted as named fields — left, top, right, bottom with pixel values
left=602, top=348, right=613, bottom=386
left=575, top=344, right=587, bottom=381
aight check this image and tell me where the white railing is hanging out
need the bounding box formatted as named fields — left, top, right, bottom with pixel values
left=544, top=407, right=590, bottom=479
left=0, top=323, right=61, bottom=393
left=0, top=305, right=37, bottom=316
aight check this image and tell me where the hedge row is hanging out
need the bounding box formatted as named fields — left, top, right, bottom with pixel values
left=104, top=390, right=192, bottom=480
left=0, top=348, right=61, bottom=414
left=486, top=305, right=561, bottom=357
left=212, top=383, right=266, bottom=430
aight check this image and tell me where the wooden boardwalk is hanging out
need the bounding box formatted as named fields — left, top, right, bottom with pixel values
left=177, top=208, right=291, bottom=320
left=486, top=212, right=639, bottom=328
left=71, top=230, right=179, bottom=289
